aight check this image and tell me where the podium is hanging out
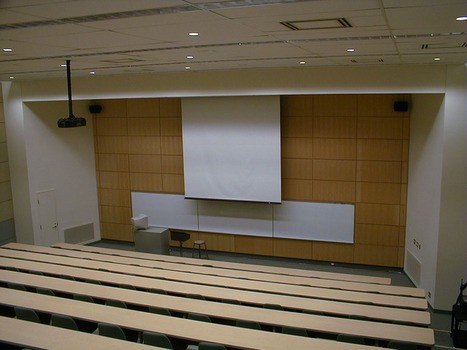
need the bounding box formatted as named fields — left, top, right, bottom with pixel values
left=134, top=226, right=170, bottom=255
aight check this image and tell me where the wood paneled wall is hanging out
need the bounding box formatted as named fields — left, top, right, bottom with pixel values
left=93, top=94, right=410, bottom=267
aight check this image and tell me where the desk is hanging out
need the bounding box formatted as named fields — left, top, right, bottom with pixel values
left=53, top=242, right=391, bottom=285
left=134, top=226, right=170, bottom=255
left=0, top=316, right=159, bottom=350
left=0, top=287, right=381, bottom=350
left=0, top=256, right=431, bottom=325
left=5, top=243, right=424, bottom=298
left=0, top=269, right=434, bottom=346
left=0, top=248, right=427, bottom=310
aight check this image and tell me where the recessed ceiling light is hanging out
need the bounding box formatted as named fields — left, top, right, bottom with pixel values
left=61, top=64, right=67, bottom=67
left=90, top=71, right=96, bottom=75
left=9, top=76, right=14, bottom=79
left=456, top=16, right=467, bottom=21
left=299, top=61, right=306, bottom=65
left=185, top=66, right=191, bottom=70
left=189, top=32, right=199, bottom=36
left=434, top=57, right=441, bottom=61
left=347, top=48, right=355, bottom=52
left=3, top=48, right=13, bottom=52
left=187, top=55, right=194, bottom=59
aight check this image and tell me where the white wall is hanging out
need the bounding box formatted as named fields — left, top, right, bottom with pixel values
left=22, top=101, right=100, bottom=245
left=406, top=94, right=445, bottom=306
left=434, top=65, right=467, bottom=310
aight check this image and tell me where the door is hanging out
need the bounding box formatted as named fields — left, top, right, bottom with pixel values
left=37, top=189, right=59, bottom=246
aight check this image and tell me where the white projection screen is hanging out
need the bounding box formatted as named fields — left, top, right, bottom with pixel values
left=182, top=96, right=281, bottom=203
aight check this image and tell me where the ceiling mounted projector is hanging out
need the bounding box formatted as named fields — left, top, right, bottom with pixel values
left=57, top=59, right=86, bottom=128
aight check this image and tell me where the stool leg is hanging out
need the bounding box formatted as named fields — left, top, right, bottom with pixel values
left=179, top=241, right=183, bottom=257
left=198, top=244, right=201, bottom=258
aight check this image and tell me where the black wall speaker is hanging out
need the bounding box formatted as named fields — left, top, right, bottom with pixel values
left=89, top=104, right=102, bottom=114
left=393, top=101, right=409, bottom=112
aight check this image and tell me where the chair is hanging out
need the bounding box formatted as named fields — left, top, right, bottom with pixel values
left=387, top=341, right=418, bottom=350
left=7, top=282, right=27, bottom=291
left=199, top=342, right=227, bottom=350
left=170, top=230, right=190, bottom=257
left=143, top=331, right=173, bottom=349
left=187, top=313, right=211, bottom=323
left=98, top=323, right=126, bottom=340
left=149, top=306, right=172, bottom=316
left=14, top=307, right=41, bottom=323
left=51, top=314, right=79, bottom=331
left=36, top=287, right=55, bottom=296
left=74, top=294, right=95, bottom=303
left=236, top=319, right=261, bottom=330
left=282, top=326, right=309, bottom=337
left=105, top=299, right=127, bottom=309
left=186, top=293, right=205, bottom=300
left=192, top=240, right=208, bottom=259
left=337, top=334, right=366, bottom=345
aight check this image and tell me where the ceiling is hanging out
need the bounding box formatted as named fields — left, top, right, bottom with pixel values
left=0, top=0, right=466, bottom=81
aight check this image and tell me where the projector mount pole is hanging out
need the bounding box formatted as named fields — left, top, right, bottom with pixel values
left=66, top=59, right=75, bottom=119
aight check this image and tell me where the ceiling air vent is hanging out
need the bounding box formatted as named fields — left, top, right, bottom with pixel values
left=421, top=42, right=467, bottom=49
left=281, top=18, right=352, bottom=31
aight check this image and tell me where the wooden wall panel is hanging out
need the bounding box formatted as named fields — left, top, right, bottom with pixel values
left=98, top=189, right=131, bottom=207
left=281, top=138, right=313, bottom=158
left=312, top=180, right=355, bottom=202
left=356, top=182, right=401, bottom=204
left=281, top=117, right=313, bottom=137
left=235, top=235, right=274, bottom=256
left=197, top=232, right=235, bottom=252
left=96, top=136, right=129, bottom=154
left=312, top=242, right=353, bottom=263
left=128, top=136, right=161, bottom=155
left=313, top=94, right=357, bottom=117
left=128, top=155, right=162, bottom=173
left=281, top=179, right=313, bottom=200
left=160, top=98, right=181, bottom=117
left=127, top=118, right=160, bottom=136
left=354, top=224, right=399, bottom=246
left=95, top=118, right=127, bottom=136
left=126, top=98, right=159, bottom=117
left=162, top=174, right=184, bottom=194
left=281, top=158, right=313, bottom=179
left=130, top=173, right=163, bottom=192
left=98, top=172, right=130, bottom=190
left=354, top=244, right=399, bottom=266
left=273, top=238, right=312, bottom=259
left=313, top=160, right=355, bottom=181
left=161, top=156, right=183, bottom=174
left=356, top=161, right=401, bottom=183
left=313, top=138, right=356, bottom=159
left=313, top=117, right=356, bottom=138
left=97, top=154, right=129, bottom=172
left=94, top=94, right=410, bottom=267
left=280, top=95, right=313, bottom=116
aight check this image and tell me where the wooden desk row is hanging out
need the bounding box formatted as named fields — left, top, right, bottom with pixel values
left=0, top=255, right=430, bottom=325
left=0, top=287, right=383, bottom=350
left=0, top=248, right=427, bottom=310
left=0, top=316, right=160, bottom=350
left=54, top=242, right=391, bottom=285
left=4, top=243, right=424, bottom=298
left=0, top=269, right=434, bottom=347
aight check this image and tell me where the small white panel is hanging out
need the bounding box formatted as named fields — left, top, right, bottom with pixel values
left=198, top=200, right=273, bottom=237
left=273, top=201, right=354, bottom=243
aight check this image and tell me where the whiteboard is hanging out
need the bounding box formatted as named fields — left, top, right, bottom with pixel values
left=273, top=201, right=354, bottom=243
left=131, top=193, right=354, bottom=243
left=198, top=200, right=273, bottom=237
left=131, top=192, right=198, bottom=231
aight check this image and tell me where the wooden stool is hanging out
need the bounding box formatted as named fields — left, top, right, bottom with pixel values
left=192, top=240, right=208, bottom=259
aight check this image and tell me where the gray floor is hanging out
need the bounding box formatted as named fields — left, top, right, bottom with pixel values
left=89, top=239, right=458, bottom=349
